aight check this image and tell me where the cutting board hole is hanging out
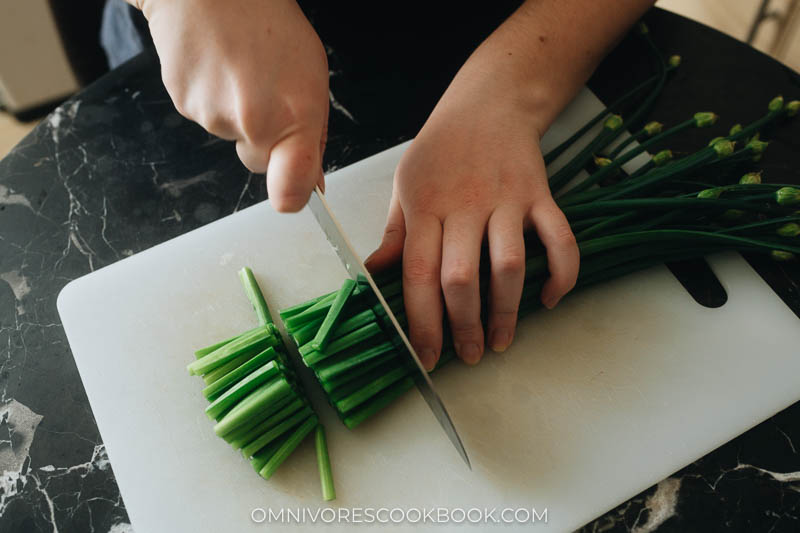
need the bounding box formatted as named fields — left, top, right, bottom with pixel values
left=666, top=258, right=728, bottom=308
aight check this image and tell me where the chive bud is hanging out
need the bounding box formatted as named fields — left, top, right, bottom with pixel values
left=644, top=121, right=663, bottom=136
left=668, top=55, right=681, bottom=68
left=594, top=155, right=612, bottom=168
left=721, top=209, right=745, bottom=222
left=729, top=123, right=743, bottom=135
left=771, top=250, right=795, bottom=262
left=745, top=138, right=769, bottom=159
left=712, top=139, right=735, bottom=158
left=776, top=187, right=800, bottom=206
left=787, top=100, right=800, bottom=117
left=697, top=187, right=722, bottom=199
left=738, top=171, right=762, bottom=185
left=652, top=149, right=673, bottom=166
left=637, top=22, right=649, bottom=34
left=604, top=114, right=623, bottom=131
left=694, top=112, right=718, bottom=128
left=707, top=136, right=725, bottom=147
left=768, top=95, right=784, bottom=113
left=777, top=223, right=800, bottom=237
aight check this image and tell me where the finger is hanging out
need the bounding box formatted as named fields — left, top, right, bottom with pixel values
left=236, top=140, right=269, bottom=173
left=441, top=212, right=488, bottom=365
left=487, top=205, right=525, bottom=353
left=266, top=127, right=325, bottom=212
left=402, top=212, right=443, bottom=371
left=528, top=198, right=579, bottom=309
left=364, top=191, right=405, bottom=274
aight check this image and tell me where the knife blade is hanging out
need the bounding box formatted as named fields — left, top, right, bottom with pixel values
left=307, top=186, right=471, bottom=469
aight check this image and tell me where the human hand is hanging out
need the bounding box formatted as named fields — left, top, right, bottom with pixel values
left=365, top=63, right=579, bottom=370
left=138, top=0, right=330, bottom=211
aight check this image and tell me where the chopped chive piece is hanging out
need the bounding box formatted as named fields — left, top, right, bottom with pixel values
left=316, top=341, right=396, bottom=382
left=194, top=327, right=262, bottom=358
left=202, top=350, right=254, bottom=385
left=291, top=317, right=325, bottom=345
left=311, top=279, right=356, bottom=352
left=203, top=347, right=280, bottom=401
left=284, top=293, right=337, bottom=330
left=239, top=267, right=272, bottom=325
left=334, top=366, right=409, bottom=413
left=279, top=292, right=333, bottom=320
left=343, top=377, right=415, bottom=429
left=229, top=397, right=306, bottom=449
left=222, top=392, right=297, bottom=444
left=258, top=416, right=318, bottom=479
left=214, top=378, right=292, bottom=437
left=315, top=425, right=336, bottom=501
left=304, top=322, right=384, bottom=365
left=205, top=361, right=280, bottom=420
left=187, top=325, right=275, bottom=375
left=242, top=407, right=314, bottom=458
left=321, top=352, right=398, bottom=393
left=250, top=437, right=287, bottom=473
left=330, top=309, right=376, bottom=341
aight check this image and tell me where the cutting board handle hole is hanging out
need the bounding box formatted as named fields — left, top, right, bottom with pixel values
left=666, top=258, right=728, bottom=308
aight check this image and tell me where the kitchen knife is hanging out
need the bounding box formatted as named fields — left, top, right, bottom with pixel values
left=307, top=185, right=471, bottom=469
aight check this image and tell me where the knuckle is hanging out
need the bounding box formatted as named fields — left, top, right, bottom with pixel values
left=442, top=260, right=475, bottom=291
left=403, top=255, right=438, bottom=287
left=494, top=250, right=525, bottom=276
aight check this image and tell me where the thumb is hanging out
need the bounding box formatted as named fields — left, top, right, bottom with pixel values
left=266, top=127, right=325, bottom=213
left=364, top=191, right=406, bottom=274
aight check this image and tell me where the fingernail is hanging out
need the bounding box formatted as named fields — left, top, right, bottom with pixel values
left=419, top=349, right=437, bottom=372
left=490, top=329, right=512, bottom=352
left=543, top=296, right=560, bottom=309
left=456, top=343, right=482, bottom=365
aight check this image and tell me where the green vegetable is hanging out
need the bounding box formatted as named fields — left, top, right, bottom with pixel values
left=202, top=346, right=279, bottom=401
left=213, top=376, right=293, bottom=437
left=239, top=267, right=272, bottom=325
left=242, top=407, right=314, bottom=458
left=187, top=325, right=276, bottom=376
left=315, top=425, right=336, bottom=501
left=311, top=278, right=356, bottom=352
left=205, top=361, right=281, bottom=420
left=258, top=416, right=319, bottom=479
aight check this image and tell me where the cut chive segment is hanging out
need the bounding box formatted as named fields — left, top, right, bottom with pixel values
left=284, top=293, right=337, bottom=330
left=239, top=267, right=272, bottom=326
left=242, top=407, right=314, bottom=458
left=315, top=341, right=396, bottom=382
left=202, top=347, right=280, bottom=401
left=303, top=322, right=383, bottom=365
left=205, top=361, right=280, bottom=420
left=279, top=292, right=333, bottom=320
left=315, top=425, right=336, bottom=501
left=222, top=392, right=297, bottom=444
left=343, top=377, right=415, bottom=429
left=187, top=325, right=276, bottom=376
left=334, top=366, right=409, bottom=413
left=258, top=416, right=319, bottom=479
left=214, top=378, right=293, bottom=437
left=229, top=397, right=306, bottom=449
left=311, top=279, right=356, bottom=352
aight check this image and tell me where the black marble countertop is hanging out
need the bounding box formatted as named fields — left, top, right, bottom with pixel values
left=2, top=6, right=800, bottom=532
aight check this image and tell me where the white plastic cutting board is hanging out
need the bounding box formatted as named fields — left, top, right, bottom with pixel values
left=58, top=89, right=800, bottom=532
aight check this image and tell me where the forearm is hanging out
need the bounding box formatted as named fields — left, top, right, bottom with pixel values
left=456, top=0, right=656, bottom=137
